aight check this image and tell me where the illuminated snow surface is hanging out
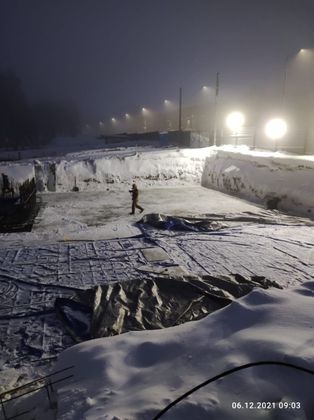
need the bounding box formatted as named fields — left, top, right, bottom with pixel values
left=0, top=142, right=313, bottom=419
left=55, top=281, right=314, bottom=420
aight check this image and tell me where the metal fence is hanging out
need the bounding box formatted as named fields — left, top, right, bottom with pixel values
left=0, top=366, right=74, bottom=420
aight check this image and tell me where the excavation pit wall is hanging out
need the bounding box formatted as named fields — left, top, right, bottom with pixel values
left=201, top=147, right=314, bottom=217
left=5, top=146, right=314, bottom=219
left=34, top=148, right=209, bottom=192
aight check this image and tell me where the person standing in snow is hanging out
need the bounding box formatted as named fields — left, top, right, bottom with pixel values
left=129, top=183, right=144, bottom=215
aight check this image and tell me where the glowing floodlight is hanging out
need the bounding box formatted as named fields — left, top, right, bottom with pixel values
left=265, top=118, right=287, bottom=140
left=226, top=111, right=245, bottom=132
left=125, top=113, right=130, bottom=119
left=142, top=107, right=147, bottom=113
left=111, top=117, right=116, bottom=123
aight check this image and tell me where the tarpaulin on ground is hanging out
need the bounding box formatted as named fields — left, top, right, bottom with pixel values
left=138, top=213, right=228, bottom=232
left=55, top=274, right=282, bottom=342
left=139, top=212, right=314, bottom=232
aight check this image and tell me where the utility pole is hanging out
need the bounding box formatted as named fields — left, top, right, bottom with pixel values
left=178, top=87, right=182, bottom=131
left=213, top=72, right=220, bottom=146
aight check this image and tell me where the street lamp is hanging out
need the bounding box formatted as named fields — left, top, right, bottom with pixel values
left=226, top=111, right=245, bottom=146
left=110, top=117, right=117, bottom=134
left=163, top=99, right=175, bottom=131
left=265, top=118, right=287, bottom=151
left=141, top=107, right=149, bottom=132
left=282, top=49, right=304, bottom=101
left=99, top=121, right=105, bottom=134
left=124, top=113, right=131, bottom=133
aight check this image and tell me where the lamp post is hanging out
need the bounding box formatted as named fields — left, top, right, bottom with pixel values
left=265, top=118, right=287, bottom=151
left=125, top=113, right=131, bottom=133
left=201, top=84, right=211, bottom=143
left=141, top=107, right=148, bottom=132
left=282, top=49, right=304, bottom=103
left=164, top=99, right=174, bottom=131
left=226, top=111, right=245, bottom=146
left=178, top=87, right=182, bottom=131
left=213, top=72, right=220, bottom=146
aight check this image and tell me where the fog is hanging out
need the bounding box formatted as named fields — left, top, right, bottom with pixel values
left=0, top=0, right=314, bottom=144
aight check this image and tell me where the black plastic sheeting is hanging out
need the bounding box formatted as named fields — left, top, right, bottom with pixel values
left=55, top=274, right=282, bottom=343
left=138, top=213, right=228, bottom=232
left=138, top=212, right=314, bottom=231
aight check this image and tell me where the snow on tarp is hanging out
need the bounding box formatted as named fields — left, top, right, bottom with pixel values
left=55, top=274, right=282, bottom=342
left=138, top=211, right=314, bottom=234
left=55, top=281, right=314, bottom=420
left=138, top=213, right=228, bottom=231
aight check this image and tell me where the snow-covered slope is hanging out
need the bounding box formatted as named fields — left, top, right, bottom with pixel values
left=54, top=281, right=314, bottom=420
left=53, top=148, right=208, bottom=192
left=30, top=147, right=208, bottom=193
left=202, top=146, right=314, bottom=217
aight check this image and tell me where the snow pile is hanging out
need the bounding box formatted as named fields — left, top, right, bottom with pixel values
left=52, top=280, right=314, bottom=419
left=202, top=146, right=314, bottom=217
left=37, top=148, right=209, bottom=192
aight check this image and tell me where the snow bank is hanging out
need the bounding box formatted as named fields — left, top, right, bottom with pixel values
left=54, top=281, right=314, bottom=419
left=3, top=144, right=314, bottom=219
left=37, top=148, right=209, bottom=192
left=202, top=146, right=314, bottom=217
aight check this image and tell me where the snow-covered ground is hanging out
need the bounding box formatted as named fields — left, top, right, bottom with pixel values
left=0, top=142, right=313, bottom=420
left=54, top=280, right=314, bottom=420
left=0, top=184, right=263, bottom=246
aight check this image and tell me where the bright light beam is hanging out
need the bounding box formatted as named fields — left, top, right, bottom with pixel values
left=265, top=118, right=287, bottom=140
left=226, top=111, right=245, bottom=132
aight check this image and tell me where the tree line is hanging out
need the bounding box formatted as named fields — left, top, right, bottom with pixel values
left=0, top=69, right=81, bottom=149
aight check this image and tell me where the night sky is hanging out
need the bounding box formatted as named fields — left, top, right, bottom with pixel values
left=1, top=0, right=314, bottom=123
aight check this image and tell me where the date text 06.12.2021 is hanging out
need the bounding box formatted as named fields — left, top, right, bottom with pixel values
left=231, top=401, right=301, bottom=410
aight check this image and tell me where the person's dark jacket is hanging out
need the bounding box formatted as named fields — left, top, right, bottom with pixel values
left=129, top=185, right=139, bottom=201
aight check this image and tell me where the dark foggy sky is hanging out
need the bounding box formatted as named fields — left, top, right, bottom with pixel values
left=1, top=0, right=314, bottom=122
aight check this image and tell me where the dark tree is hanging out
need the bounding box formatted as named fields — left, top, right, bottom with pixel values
left=0, top=69, right=35, bottom=149
left=0, top=69, right=81, bottom=149
left=31, top=100, right=81, bottom=145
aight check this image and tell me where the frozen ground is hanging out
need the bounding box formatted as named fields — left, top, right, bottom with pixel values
left=33, top=186, right=263, bottom=240
left=0, top=185, right=266, bottom=245
left=0, top=186, right=313, bottom=386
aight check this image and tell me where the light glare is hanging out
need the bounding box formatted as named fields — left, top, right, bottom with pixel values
left=226, top=111, right=245, bottom=131
left=265, top=118, right=287, bottom=140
